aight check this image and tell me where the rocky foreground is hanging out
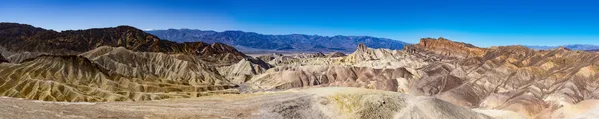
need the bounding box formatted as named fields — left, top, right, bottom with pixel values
left=0, top=87, right=524, bottom=119
left=2, top=23, right=599, bottom=119
left=2, top=87, right=598, bottom=119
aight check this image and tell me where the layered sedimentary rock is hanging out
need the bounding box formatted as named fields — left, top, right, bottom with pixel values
left=0, top=23, right=250, bottom=102
left=80, top=46, right=235, bottom=86
left=400, top=38, right=599, bottom=118
left=0, top=23, right=246, bottom=64
left=246, top=43, right=435, bottom=92
left=340, top=43, right=404, bottom=63
left=326, top=52, right=346, bottom=58
left=0, top=46, right=46, bottom=63
left=414, top=37, right=486, bottom=58
left=218, top=57, right=272, bottom=84
left=245, top=38, right=599, bottom=118
left=247, top=43, right=430, bottom=92
left=0, top=47, right=239, bottom=102
left=5, top=23, right=599, bottom=119
left=248, top=65, right=416, bottom=92
left=337, top=43, right=431, bottom=69
left=195, top=42, right=248, bottom=64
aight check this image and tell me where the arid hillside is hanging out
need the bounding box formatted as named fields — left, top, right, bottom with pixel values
left=0, top=23, right=246, bottom=64
left=2, top=23, right=599, bottom=119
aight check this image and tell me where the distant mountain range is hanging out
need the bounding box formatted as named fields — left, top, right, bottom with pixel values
left=525, top=44, right=599, bottom=51
left=146, top=29, right=409, bottom=53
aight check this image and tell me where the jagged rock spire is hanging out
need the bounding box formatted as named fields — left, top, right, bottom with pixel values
left=357, top=43, right=368, bottom=52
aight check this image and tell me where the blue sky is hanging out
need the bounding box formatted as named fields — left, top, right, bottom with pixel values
left=2, top=0, right=599, bottom=47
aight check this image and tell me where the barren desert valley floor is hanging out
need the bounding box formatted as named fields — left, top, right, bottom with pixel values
left=2, top=23, right=599, bottom=119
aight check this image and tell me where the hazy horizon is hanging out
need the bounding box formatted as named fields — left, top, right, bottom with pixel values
left=2, top=0, right=599, bottom=47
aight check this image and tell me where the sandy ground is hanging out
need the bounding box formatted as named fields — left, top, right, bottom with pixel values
left=0, top=92, right=305, bottom=119
left=4, top=87, right=585, bottom=119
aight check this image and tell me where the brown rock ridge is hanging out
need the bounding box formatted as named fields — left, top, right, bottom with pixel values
left=414, top=37, right=487, bottom=58
left=0, top=23, right=246, bottom=63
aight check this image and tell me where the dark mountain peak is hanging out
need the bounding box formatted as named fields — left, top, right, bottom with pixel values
left=115, top=25, right=141, bottom=30
left=207, top=42, right=244, bottom=55
left=0, top=23, right=47, bottom=36
left=0, top=23, right=247, bottom=63
left=0, top=22, right=33, bottom=28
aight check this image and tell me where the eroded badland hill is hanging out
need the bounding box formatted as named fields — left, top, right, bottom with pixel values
left=1, top=23, right=599, bottom=119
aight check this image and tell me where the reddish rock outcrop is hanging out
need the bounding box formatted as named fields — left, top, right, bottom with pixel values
left=414, top=37, right=487, bottom=58
left=404, top=38, right=599, bottom=118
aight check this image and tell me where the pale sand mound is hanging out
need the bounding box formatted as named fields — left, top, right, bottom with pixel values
left=479, top=91, right=546, bottom=118
left=0, top=87, right=503, bottom=119
left=550, top=99, right=599, bottom=119
left=473, top=109, right=527, bottom=119
left=218, top=58, right=272, bottom=84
